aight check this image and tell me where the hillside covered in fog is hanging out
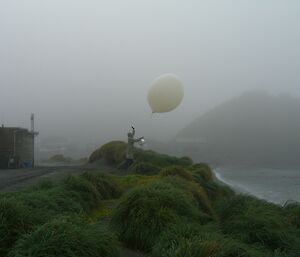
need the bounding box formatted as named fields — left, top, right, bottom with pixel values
left=177, top=91, right=300, bottom=168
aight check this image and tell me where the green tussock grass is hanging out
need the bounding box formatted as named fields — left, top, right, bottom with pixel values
left=113, top=174, right=159, bottom=191
left=62, top=175, right=102, bottom=211
left=284, top=202, right=300, bottom=229
left=89, top=141, right=127, bottom=164
left=8, top=186, right=83, bottom=224
left=90, top=206, right=113, bottom=222
left=89, top=141, right=195, bottom=172
left=1, top=140, right=299, bottom=256
left=8, top=216, right=120, bottom=257
left=134, top=149, right=194, bottom=168
left=187, top=163, right=235, bottom=203
left=0, top=172, right=121, bottom=255
left=215, top=195, right=300, bottom=255
left=89, top=199, right=119, bottom=222
left=111, top=180, right=204, bottom=251
left=162, top=176, right=215, bottom=218
left=160, top=165, right=194, bottom=181
left=129, top=161, right=161, bottom=175
left=0, top=199, right=33, bottom=256
left=193, top=172, right=234, bottom=201
left=179, top=156, right=194, bottom=166
left=80, top=171, right=122, bottom=199
left=151, top=222, right=270, bottom=257
left=189, top=163, right=214, bottom=182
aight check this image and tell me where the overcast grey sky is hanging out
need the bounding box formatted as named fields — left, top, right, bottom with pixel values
left=0, top=1, right=299, bottom=144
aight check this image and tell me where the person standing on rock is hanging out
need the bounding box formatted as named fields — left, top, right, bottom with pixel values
left=125, top=126, right=144, bottom=168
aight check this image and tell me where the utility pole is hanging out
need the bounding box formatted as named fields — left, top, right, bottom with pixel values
left=30, top=113, right=39, bottom=167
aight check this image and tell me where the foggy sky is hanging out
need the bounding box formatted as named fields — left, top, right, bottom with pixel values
left=1, top=1, right=299, bottom=145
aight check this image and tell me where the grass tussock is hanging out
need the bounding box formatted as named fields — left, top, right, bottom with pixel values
left=113, top=174, right=159, bottom=191
left=193, top=172, right=234, bottom=201
left=9, top=186, right=83, bottom=225
left=189, top=163, right=214, bottom=182
left=80, top=171, right=122, bottom=199
left=0, top=199, right=33, bottom=256
left=89, top=141, right=126, bottom=164
left=179, top=156, right=194, bottom=166
left=89, top=199, right=119, bottom=223
left=162, top=177, right=215, bottom=218
left=62, top=175, right=102, bottom=211
left=216, top=195, right=300, bottom=255
left=129, top=161, right=161, bottom=175
left=160, top=165, right=194, bottom=181
left=188, top=163, right=235, bottom=202
left=284, top=202, right=300, bottom=229
left=111, top=180, right=202, bottom=251
left=8, top=216, right=119, bottom=257
left=89, top=141, right=196, bottom=172
left=0, top=172, right=122, bottom=254
left=134, top=149, right=193, bottom=168
left=0, top=141, right=299, bottom=256
left=151, top=222, right=269, bottom=257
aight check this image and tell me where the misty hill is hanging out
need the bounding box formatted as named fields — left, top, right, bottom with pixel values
left=177, top=91, right=300, bottom=167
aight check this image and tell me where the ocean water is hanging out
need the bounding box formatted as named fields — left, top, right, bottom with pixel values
left=214, top=167, right=300, bottom=205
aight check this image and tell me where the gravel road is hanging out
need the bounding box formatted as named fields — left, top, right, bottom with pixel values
left=0, top=165, right=86, bottom=192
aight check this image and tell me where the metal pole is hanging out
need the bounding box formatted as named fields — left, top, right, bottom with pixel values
left=32, top=132, right=35, bottom=167
left=30, top=113, right=38, bottom=168
left=31, top=114, right=34, bottom=167
left=31, top=113, right=34, bottom=132
left=13, top=130, right=16, bottom=158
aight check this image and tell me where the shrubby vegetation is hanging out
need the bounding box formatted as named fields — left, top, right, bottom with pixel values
left=0, top=140, right=299, bottom=257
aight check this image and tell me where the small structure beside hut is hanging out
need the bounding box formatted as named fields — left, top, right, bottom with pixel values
left=0, top=114, right=38, bottom=169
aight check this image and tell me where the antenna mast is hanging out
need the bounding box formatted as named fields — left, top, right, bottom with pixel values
left=30, top=113, right=39, bottom=167
left=31, top=113, right=34, bottom=133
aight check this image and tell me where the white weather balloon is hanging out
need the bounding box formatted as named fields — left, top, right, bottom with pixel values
left=148, top=74, right=184, bottom=113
